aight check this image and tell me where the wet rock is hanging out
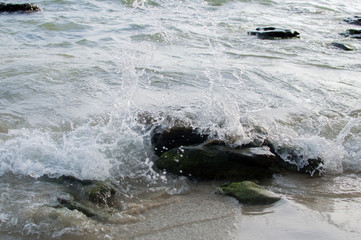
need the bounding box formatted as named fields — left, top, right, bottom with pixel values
left=331, top=42, right=354, bottom=51
left=136, top=111, right=160, bottom=126
left=45, top=176, right=119, bottom=218
left=344, top=16, right=361, bottom=26
left=0, top=2, right=41, bottom=13
left=150, top=121, right=323, bottom=178
left=151, top=125, right=209, bottom=156
left=248, top=27, right=300, bottom=40
left=340, top=29, right=361, bottom=39
left=86, top=181, right=117, bottom=205
left=154, top=130, right=324, bottom=180
left=216, top=181, right=281, bottom=205
left=56, top=197, right=97, bottom=217
left=243, top=125, right=269, bottom=148
left=43, top=175, right=94, bottom=185
left=265, top=141, right=324, bottom=176
left=155, top=142, right=280, bottom=180
left=40, top=175, right=118, bottom=207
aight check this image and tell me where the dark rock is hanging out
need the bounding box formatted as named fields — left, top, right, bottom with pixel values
left=0, top=2, right=41, bottom=13
left=150, top=121, right=323, bottom=178
left=151, top=125, right=209, bottom=156
left=40, top=174, right=94, bottom=185
left=264, top=141, right=324, bottom=176
left=340, top=29, right=361, bottom=39
left=344, top=16, right=361, bottom=26
left=346, top=29, right=361, bottom=35
left=216, top=181, right=281, bottom=205
left=155, top=142, right=280, bottom=180
left=331, top=42, right=354, bottom=51
left=154, top=129, right=324, bottom=180
left=248, top=27, right=300, bottom=40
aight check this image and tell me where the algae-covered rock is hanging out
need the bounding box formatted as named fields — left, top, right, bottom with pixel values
left=40, top=175, right=118, bottom=207
left=248, top=27, right=300, bottom=40
left=85, top=181, right=117, bottom=205
left=0, top=2, right=41, bottom=13
left=216, top=181, right=280, bottom=205
left=48, top=177, right=119, bottom=218
left=156, top=142, right=279, bottom=180
left=151, top=125, right=209, bottom=156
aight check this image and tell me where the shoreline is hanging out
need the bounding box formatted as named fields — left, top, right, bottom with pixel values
left=1, top=174, right=361, bottom=239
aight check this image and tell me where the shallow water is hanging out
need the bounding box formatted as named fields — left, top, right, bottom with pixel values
left=1, top=0, right=361, bottom=239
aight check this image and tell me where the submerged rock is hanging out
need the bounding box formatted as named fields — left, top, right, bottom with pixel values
left=248, top=27, right=300, bottom=40
left=86, top=181, right=117, bottom=205
left=216, top=181, right=281, bottom=205
left=156, top=142, right=280, bottom=180
left=151, top=125, right=209, bottom=156
left=340, top=29, right=361, bottom=39
left=40, top=175, right=118, bottom=207
left=344, top=16, right=361, bottom=26
left=331, top=42, right=354, bottom=51
left=56, top=197, right=97, bottom=217
left=0, top=2, right=41, bottom=13
left=43, top=176, right=120, bottom=218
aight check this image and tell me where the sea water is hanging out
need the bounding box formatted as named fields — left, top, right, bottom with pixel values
left=1, top=0, right=361, bottom=239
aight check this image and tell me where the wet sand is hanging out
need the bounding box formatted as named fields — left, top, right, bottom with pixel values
left=112, top=175, right=361, bottom=240
left=1, top=175, right=360, bottom=240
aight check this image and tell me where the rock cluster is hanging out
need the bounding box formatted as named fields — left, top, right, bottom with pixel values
left=340, top=16, right=361, bottom=44
left=340, top=29, right=361, bottom=39
left=151, top=125, right=324, bottom=180
left=344, top=16, right=361, bottom=26
left=247, top=16, right=361, bottom=51
left=149, top=122, right=324, bottom=205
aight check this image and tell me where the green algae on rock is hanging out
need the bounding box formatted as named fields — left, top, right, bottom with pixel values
left=40, top=175, right=119, bottom=208
left=85, top=181, right=117, bottom=205
left=216, top=181, right=281, bottom=205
